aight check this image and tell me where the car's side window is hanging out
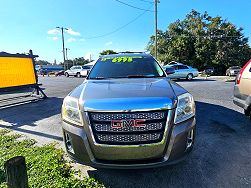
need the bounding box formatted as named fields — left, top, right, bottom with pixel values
left=178, top=65, right=188, bottom=70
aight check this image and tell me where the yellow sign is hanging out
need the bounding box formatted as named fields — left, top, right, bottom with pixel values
left=0, top=57, right=36, bottom=89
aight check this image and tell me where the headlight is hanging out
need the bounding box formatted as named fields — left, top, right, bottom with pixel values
left=62, top=96, right=81, bottom=125
left=174, top=93, right=195, bottom=124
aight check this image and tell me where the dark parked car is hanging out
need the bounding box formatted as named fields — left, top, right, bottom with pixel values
left=203, top=67, right=215, bottom=75
left=55, top=70, right=65, bottom=76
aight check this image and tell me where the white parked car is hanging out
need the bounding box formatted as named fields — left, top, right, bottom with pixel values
left=65, top=65, right=83, bottom=77
left=65, top=65, right=92, bottom=78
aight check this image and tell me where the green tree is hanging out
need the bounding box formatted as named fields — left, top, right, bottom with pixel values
left=65, top=60, right=74, bottom=69
left=100, top=50, right=117, bottom=55
left=147, top=10, right=251, bottom=73
left=72, top=57, right=89, bottom=66
left=59, top=58, right=90, bottom=69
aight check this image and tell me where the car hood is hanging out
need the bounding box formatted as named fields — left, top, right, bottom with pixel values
left=78, top=78, right=178, bottom=111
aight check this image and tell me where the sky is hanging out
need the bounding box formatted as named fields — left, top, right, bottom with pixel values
left=0, top=0, right=251, bottom=63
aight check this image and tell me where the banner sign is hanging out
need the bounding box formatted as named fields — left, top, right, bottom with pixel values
left=0, top=52, right=37, bottom=89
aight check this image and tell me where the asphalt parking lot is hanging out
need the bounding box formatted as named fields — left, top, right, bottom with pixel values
left=0, top=76, right=251, bottom=188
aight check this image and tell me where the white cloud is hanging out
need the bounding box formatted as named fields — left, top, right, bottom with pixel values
left=52, top=37, right=59, bottom=41
left=105, top=41, right=113, bottom=46
left=47, top=36, right=59, bottom=41
left=67, top=37, right=76, bottom=43
left=66, top=28, right=81, bottom=36
left=48, top=29, right=59, bottom=35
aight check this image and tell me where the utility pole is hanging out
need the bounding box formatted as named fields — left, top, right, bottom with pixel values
left=89, top=53, right=92, bottom=62
left=154, top=0, right=159, bottom=59
left=56, top=27, right=68, bottom=70
left=66, top=48, right=70, bottom=69
left=66, top=48, right=70, bottom=60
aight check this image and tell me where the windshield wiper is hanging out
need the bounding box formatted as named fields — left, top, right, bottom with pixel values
left=89, top=77, right=106, bottom=80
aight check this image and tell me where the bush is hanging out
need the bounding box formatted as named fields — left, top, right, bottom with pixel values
left=0, top=129, right=104, bottom=188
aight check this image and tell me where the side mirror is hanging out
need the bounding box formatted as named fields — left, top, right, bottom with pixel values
left=165, top=67, right=175, bottom=75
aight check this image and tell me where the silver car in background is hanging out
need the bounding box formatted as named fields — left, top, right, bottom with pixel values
left=226, top=66, right=241, bottom=77
left=164, top=64, right=199, bottom=80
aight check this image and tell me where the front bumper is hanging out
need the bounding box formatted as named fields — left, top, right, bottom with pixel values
left=62, top=115, right=196, bottom=169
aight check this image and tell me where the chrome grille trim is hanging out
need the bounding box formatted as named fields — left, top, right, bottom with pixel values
left=90, top=112, right=165, bottom=121
left=96, top=133, right=161, bottom=143
left=93, top=122, right=164, bottom=132
left=88, top=111, right=168, bottom=145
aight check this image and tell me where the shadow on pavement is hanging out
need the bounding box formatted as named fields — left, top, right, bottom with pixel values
left=0, top=97, right=63, bottom=127
left=87, top=101, right=251, bottom=188
left=0, top=97, right=63, bottom=141
left=0, top=86, right=34, bottom=95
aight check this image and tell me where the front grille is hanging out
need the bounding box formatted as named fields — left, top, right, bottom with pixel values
left=88, top=111, right=168, bottom=145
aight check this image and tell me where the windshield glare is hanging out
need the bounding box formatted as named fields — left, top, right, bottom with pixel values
left=88, top=56, right=165, bottom=79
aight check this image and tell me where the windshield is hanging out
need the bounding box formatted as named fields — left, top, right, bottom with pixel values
left=88, top=55, right=165, bottom=79
left=231, top=66, right=241, bottom=69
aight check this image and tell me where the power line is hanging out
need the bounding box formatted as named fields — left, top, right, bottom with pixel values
left=138, top=0, right=154, bottom=3
left=114, top=0, right=154, bottom=12
left=85, top=6, right=152, bottom=39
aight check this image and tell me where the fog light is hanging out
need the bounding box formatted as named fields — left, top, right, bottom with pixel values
left=186, top=129, right=194, bottom=149
left=65, top=133, right=74, bottom=153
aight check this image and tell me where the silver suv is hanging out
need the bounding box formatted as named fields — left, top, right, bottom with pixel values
left=61, top=53, right=196, bottom=169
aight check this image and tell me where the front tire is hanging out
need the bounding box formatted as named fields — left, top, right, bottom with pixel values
left=244, top=109, right=250, bottom=116
left=65, top=72, right=69, bottom=77
left=187, top=73, right=193, bottom=81
left=76, top=72, right=81, bottom=78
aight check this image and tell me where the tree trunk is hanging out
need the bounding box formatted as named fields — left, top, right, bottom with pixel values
left=4, top=156, right=29, bottom=188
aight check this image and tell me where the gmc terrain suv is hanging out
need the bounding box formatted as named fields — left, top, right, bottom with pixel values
left=61, top=53, right=196, bottom=169
left=233, top=59, right=251, bottom=118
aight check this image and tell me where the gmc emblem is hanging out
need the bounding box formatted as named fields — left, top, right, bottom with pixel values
left=111, top=119, right=146, bottom=128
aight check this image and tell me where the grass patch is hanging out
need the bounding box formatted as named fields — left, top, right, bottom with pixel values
left=0, top=129, right=104, bottom=188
